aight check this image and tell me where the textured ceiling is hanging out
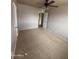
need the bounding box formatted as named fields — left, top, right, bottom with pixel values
left=17, top=0, right=68, bottom=8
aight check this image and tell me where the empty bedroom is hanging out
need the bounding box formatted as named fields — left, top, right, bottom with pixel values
left=11, top=0, right=68, bottom=59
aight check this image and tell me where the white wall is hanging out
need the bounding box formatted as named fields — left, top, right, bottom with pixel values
left=47, top=5, right=68, bottom=39
left=17, top=4, right=39, bottom=30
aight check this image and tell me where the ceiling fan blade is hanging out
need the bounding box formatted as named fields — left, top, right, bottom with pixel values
left=46, top=0, right=49, bottom=3
left=49, top=5, right=59, bottom=7
left=48, top=1, right=55, bottom=4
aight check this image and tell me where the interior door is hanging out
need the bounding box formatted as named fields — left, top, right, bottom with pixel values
left=12, top=2, right=18, bottom=37
left=11, top=2, right=18, bottom=59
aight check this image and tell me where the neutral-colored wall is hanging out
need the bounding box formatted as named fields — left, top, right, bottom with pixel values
left=17, top=4, right=39, bottom=30
left=47, top=5, right=68, bottom=39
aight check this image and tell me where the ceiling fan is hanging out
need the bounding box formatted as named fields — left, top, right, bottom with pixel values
left=44, top=0, right=58, bottom=8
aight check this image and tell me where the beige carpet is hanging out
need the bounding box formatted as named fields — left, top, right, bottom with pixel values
left=14, top=28, right=68, bottom=59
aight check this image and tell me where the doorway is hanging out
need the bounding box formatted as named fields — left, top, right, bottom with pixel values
left=38, top=13, right=44, bottom=27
